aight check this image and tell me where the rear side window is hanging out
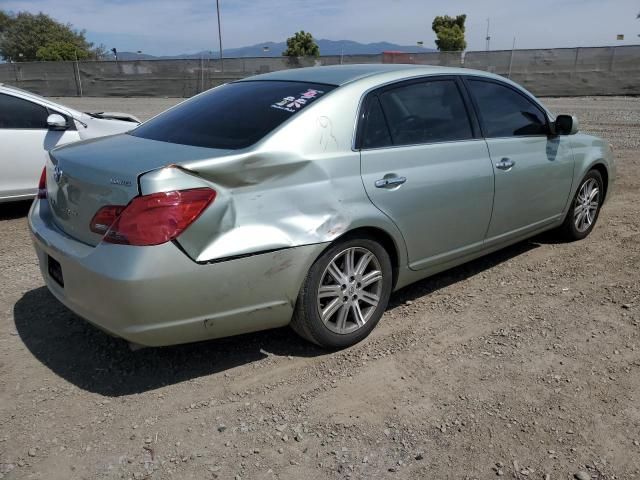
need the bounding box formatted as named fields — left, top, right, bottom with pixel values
left=361, top=97, right=392, bottom=149
left=377, top=80, right=473, bottom=146
left=131, top=81, right=335, bottom=150
left=0, top=93, right=49, bottom=129
left=466, top=79, right=548, bottom=137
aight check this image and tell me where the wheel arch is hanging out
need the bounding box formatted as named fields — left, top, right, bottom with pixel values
left=589, top=162, right=609, bottom=202
left=310, top=226, right=404, bottom=291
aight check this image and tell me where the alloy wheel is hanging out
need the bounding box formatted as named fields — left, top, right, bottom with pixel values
left=316, top=247, right=384, bottom=335
left=574, top=178, right=600, bottom=233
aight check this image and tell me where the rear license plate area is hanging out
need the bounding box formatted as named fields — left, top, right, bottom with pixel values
left=48, top=255, right=64, bottom=287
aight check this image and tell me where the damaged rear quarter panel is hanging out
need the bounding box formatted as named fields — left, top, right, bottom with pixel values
left=141, top=84, right=408, bottom=266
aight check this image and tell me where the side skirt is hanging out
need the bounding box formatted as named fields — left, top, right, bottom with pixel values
left=393, top=219, right=562, bottom=291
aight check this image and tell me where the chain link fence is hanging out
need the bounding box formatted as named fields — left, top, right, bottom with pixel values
left=0, top=45, right=638, bottom=97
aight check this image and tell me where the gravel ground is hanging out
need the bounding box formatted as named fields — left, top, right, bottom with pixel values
left=1, top=96, right=639, bottom=480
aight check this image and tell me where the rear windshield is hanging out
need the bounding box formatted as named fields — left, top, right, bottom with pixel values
left=130, top=80, right=335, bottom=150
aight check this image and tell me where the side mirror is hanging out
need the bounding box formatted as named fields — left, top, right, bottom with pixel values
left=47, top=113, right=68, bottom=130
left=554, top=114, right=579, bottom=135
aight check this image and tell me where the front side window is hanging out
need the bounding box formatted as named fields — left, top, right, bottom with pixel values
left=376, top=79, right=473, bottom=147
left=0, top=93, right=49, bottom=129
left=131, top=81, right=335, bottom=150
left=466, top=79, right=548, bottom=138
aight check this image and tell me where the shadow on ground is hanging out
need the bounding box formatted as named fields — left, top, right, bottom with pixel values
left=387, top=238, right=539, bottom=307
left=0, top=200, right=32, bottom=220
left=14, top=238, right=541, bottom=397
left=14, top=287, right=325, bottom=397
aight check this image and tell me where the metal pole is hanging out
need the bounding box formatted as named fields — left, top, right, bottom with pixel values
left=75, top=51, right=83, bottom=97
left=216, top=0, right=224, bottom=72
left=200, top=55, right=204, bottom=92
left=507, top=37, right=516, bottom=78
left=75, top=61, right=83, bottom=97
left=609, top=46, right=616, bottom=72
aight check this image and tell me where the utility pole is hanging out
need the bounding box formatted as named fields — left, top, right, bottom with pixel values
left=485, top=18, right=491, bottom=51
left=216, top=0, right=224, bottom=72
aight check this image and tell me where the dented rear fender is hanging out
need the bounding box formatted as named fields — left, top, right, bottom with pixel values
left=139, top=159, right=407, bottom=268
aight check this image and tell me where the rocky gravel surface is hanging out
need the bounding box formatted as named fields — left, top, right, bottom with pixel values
left=1, top=96, right=639, bottom=479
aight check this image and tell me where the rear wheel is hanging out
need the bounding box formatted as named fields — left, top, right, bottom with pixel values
left=559, top=169, right=604, bottom=241
left=291, top=236, right=392, bottom=348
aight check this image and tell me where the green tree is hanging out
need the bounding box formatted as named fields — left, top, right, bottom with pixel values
left=0, top=11, right=11, bottom=35
left=36, top=41, right=90, bottom=61
left=282, top=30, right=320, bottom=57
left=431, top=14, right=467, bottom=51
left=0, top=11, right=95, bottom=61
left=0, top=11, right=9, bottom=57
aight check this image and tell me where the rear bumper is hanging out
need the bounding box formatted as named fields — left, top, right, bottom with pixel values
left=29, top=199, right=327, bottom=346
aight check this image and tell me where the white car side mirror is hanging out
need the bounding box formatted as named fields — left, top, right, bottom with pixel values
left=47, top=114, right=68, bottom=130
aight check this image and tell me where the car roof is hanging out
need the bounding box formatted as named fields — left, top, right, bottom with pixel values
left=237, top=64, right=549, bottom=114
left=239, top=64, right=496, bottom=87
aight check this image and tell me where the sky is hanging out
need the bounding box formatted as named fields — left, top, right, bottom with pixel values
left=2, top=0, right=639, bottom=55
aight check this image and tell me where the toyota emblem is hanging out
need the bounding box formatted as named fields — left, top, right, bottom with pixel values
left=53, top=165, right=63, bottom=183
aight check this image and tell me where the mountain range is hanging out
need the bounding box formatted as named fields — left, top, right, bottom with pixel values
left=114, top=38, right=434, bottom=60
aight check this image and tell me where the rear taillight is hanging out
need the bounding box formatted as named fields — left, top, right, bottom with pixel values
left=90, top=205, right=125, bottom=234
left=93, top=188, right=216, bottom=246
left=37, top=167, right=47, bottom=199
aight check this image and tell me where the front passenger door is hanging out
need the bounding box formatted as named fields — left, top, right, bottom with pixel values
left=464, top=78, right=574, bottom=241
left=0, top=93, right=79, bottom=200
left=359, top=77, right=495, bottom=271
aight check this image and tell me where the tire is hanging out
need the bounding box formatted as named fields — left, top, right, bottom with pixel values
left=291, top=235, right=393, bottom=349
left=558, top=169, right=604, bottom=241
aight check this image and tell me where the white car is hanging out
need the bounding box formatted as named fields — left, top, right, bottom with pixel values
left=0, top=84, right=140, bottom=203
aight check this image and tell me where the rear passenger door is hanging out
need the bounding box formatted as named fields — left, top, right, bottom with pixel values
left=464, top=78, right=574, bottom=241
left=359, top=76, right=495, bottom=271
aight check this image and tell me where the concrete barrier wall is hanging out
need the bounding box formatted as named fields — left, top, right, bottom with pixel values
left=463, top=45, right=640, bottom=96
left=1, top=45, right=638, bottom=97
left=0, top=61, right=80, bottom=96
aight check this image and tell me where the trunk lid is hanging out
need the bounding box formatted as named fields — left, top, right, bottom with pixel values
left=47, top=133, right=231, bottom=246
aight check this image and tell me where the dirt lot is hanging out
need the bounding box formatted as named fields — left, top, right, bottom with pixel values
left=1, top=96, right=639, bottom=480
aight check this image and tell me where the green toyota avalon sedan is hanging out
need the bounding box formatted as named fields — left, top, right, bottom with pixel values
left=29, top=64, right=615, bottom=348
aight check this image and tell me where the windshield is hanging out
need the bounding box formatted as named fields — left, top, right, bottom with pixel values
left=130, top=80, right=336, bottom=150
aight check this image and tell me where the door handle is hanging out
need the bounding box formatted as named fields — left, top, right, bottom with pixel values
left=375, top=176, right=407, bottom=188
left=495, top=158, right=515, bottom=170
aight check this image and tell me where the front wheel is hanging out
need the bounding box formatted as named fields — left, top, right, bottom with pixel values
left=559, top=169, right=604, bottom=241
left=291, top=236, right=393, bottom=349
